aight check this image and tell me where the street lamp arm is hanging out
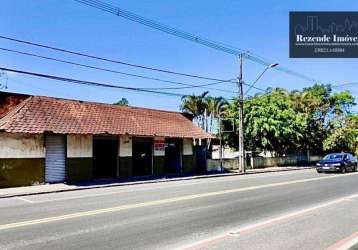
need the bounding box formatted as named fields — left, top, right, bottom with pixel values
left=244, top=63, right=278, bottom=96
left=244, top=67, right=269, bottom=96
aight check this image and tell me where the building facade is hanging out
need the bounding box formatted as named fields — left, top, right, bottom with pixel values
left=0, top=92, right=211, bottom=187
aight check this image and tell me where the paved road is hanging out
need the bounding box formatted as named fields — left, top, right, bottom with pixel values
left=0, top=169, right=357, bottom=250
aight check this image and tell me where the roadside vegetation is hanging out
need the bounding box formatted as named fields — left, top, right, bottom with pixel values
left=180, top=84, right=357, bottom=156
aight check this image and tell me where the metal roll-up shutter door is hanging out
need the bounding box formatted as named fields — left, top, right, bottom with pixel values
left=45, top=135, right=66, bottom=183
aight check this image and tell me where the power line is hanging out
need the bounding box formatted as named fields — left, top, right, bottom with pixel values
left=0, top=36, right=233, bottom=83
left=0, top=67, right=187, bottom=97
left=332, top=82, right=358, bottom=88
left=0, top=35, right=268, bottom=93
left=0, top=47, right=236, bottom=93
left=75, top=0, right=321, bottom=83
left=0, top=67, right=242, bottom=101
left=7, top=74, right=184, bottom=100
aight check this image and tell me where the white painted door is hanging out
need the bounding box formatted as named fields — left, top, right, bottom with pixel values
left=45, top=135, right=66, bottom=183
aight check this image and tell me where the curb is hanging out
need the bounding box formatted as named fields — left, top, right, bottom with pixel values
left=0, top=167, right=314, bottom=199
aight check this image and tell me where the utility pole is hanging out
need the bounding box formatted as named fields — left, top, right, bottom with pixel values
left=236, top=56, right=278, bottom=173
left=237, top=54, right=245, bottom=173
left=204, top=108, right=208, bottom=132
left=218, top=114, right=223, bottom=172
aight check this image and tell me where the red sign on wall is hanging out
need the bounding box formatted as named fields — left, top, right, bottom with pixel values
left=154, top=140, right=165, bottom=151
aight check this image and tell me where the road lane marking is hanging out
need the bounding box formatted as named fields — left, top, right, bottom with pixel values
left=25, top=179, right=247, bottom=203
left=181, top=193, right=358, bottom=250
left=29, top=176, right=257, bottom=203
left=0, top=172, right=357, bottom=231
left=15, top=197, right=34, bottom=203
left=237, top=193, right=358, bottom=235
left=326, top=232, right=358, bottom=250
left=18, top=169, right=315, bottom=203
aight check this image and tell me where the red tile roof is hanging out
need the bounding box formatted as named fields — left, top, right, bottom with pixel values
left=0, top=95, right=212, bottom=138
left=0, top=92, right=29, bottom=119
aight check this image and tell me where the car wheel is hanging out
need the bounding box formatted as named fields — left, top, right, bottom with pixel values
left=353, top=165, right=357, bottom=172
left=341, top=167, right=346, bottom=174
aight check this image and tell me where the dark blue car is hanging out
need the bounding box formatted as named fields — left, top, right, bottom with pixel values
left=316, top=153, right=357, bottom=173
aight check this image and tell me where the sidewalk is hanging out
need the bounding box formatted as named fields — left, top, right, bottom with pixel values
left=0, top=166, right=313, bottom=199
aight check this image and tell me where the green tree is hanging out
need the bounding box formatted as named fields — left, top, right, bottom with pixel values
left=227, top=84, right=356, bottom=155
left=323, top=114, right=358, bottom=155
left=180, top=91, right=209, bottom=129
left=180, top=92, right=228, bottom=133
left=224, top=89, right=304, bottom=155
left=243, top=89, right=305, bottom=155
left=113, top=98, right=129, bottom=106
left=290, top=84, right=355, bottom=154
left=181, top=85, right=356, bottom=156
left=205, top=96, right=228, bottom=133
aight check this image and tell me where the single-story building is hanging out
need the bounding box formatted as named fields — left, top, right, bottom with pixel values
left=0, top=91, right=211, bottom=188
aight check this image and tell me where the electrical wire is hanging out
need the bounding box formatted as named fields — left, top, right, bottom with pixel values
left=75, top=0, right=321, bottom=83
left=0, top=47, right=236, bottom=93
left=0, top=36, right=233, bottom=83
left=0, top=67, right=188, bottom=97
left=0, top=35, right=267, bottom=93
left=1, top=67, right=243, bottom=102
left=332, top=82, right=358, bottom=88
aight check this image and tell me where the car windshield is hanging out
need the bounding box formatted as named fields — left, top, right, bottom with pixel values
left=323, top=154, right=344, bottom=160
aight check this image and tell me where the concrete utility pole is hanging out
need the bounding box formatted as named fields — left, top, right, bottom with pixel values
left=237, top=55, right=278, bottom=173
left=237, top=54, right=245, bottom=173
left=218, top=113, right=223, bottom=172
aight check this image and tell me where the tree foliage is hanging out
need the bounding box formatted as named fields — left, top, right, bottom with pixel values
left=113, top=98, right=129, bottom=106
left=223, top=84, right=356, bottom=155
left=180, top=92, right=227, bottom=133
left=323, top=114, right=358, bottom=155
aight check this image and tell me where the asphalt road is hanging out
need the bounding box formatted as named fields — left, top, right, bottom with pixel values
left=0, top=169, right=357, bottom=250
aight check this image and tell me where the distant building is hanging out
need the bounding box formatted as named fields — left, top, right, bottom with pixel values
left=0, top=91, right=211, bottom=188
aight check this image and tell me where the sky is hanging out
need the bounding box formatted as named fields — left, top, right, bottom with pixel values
left=0, top=0, right=357, bottom=112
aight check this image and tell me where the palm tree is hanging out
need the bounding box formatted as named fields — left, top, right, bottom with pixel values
left=180, top=91, right=209, bottom=129
left=205, top=96, right=229, bottom=133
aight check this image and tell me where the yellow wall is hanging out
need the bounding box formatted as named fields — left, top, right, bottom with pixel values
left=183, top=138, right=193, bottom=155
left=67, top=134, right=93, bottom=158
left=0, top=133, right=45, bottom=187
left=119, top=135, right=132, bottom=157
left=0, top=133, right=45, bottom=158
